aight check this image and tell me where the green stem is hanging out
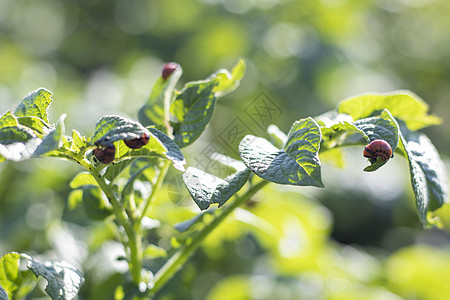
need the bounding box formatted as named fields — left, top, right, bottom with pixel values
left=77, top=157, right=143, bottom=284
left=150, top=179, right=269, bottom=295
left=138, top=161, right=170, bottom=225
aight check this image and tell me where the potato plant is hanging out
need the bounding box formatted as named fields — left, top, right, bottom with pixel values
left=0, top=60, right=447, bottom=299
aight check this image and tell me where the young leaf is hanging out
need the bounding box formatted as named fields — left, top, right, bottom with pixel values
left=34, top=114, right=65, bottom=156
left=207, top=58, right=245, bottom=98
left=26, top=255, right=84, bottom=300
left=398, top=123, right=448, bottom=226
left=338, top=90, right=441, bottom=130
left=170, top=77, right=219, bottom=148
left=183, top=166, right=251, bottom=210
left=0, top=111, right=19, bottom=128
left=138, top=63, right=182, bottom=128
left=239, top=117, right=323, bottom=187
left=14, top=88, right=53, bottom=124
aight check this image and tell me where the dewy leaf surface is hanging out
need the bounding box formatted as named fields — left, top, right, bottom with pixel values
left=398, top=123, right=448, bottom=226
left=138, top=64, right=182, bottom=127
left=338, top=90, right=441, bottom=130
left=170, top=77, right=219, bottom=148
left=239, top=117, right=323, bottom=187
left=26, top=256, right=84, bottom=300
left=14, top=88, right=53, bottom=124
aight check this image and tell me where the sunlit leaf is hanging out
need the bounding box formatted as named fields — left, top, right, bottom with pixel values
left=170, top=77, right=219, bottom=147
left=0, top=126, right=41, bottom=161
left=17, top=116, right=53, bottom=137
left=14, top=88, right=53, bottom=124
left=70, top=172, right=98, bottom=189
left=138, top=64, right=182, bottom=128
left=0, top=252, right=21, bottom=299
left=26, top=254, right=84, bottom=300
left=239, top=117, right=323, bottom=187
left=143, top=244, right=167, bottom=259
left=208, top=58, right=245, bottom=98
left=0, top=253, right=37, bottom=300
left=0, top=111, right=18, bottom=128
left=34, top=114, right=65, bottom=156
left=338, top=90, right=441, bottom=130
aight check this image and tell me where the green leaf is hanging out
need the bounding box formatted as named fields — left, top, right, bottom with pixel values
left=183, top=166, right=251, bottom=210
left=0, top=126, right=41, bottom=161
left=34, top=114, right=65, bottom=156
left=68, top=189, right=83, bottom=209
left=0, top=253, right=36, bottom=300
left=0, top=252, right=21, bottom=299
left=121, top=163, right=151, bottom=205
left=0, top=111, right=19, bottom=128
left=398, top=123, right=448, bottom=227
left=170, top=77, right=219, bottom=147
left=0, top=284, right=8, bottom=300
left=14, top=88, right=53, bottom=123
left=81, top=186, right=112, bottom=220
left=138, top=64, right=182, bottom=127
left=338, top=90, right=441, bottom=130
left=26, top=255, right=84, bottom=300
left=148, top=127, right=185, bottom=171
left=70, top=172, right=98, bottom=189
left=143, top=244, right=167, bottom=260
left=17, top=116, right=53, bottom=137
left=267, top=124, right=288, bottom=149
left=207, top=58, right=245, bottom=98
left=239, top=117, right=323, bottom=187
left=103, top=159, right=134, bottom=182
left=318, top=110, right=399, bottom=172
left=91, top=115, right=151, bottom=145
left=353, top=110, right=399, bottom=150
left=69, top=129, right=88, bottom=153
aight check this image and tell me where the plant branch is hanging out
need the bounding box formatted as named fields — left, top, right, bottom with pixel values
left=76, top=156, right=143, bottom=284
left=138, top=160, right=170, bottom=225
left=150, top=179, right=269, bottom=295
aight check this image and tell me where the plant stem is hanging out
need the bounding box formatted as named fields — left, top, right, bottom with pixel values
left=77, top=157, right=143, bottom=284
left=150, top=179, right=269, bottom=295
left=138, top=161, right=170, bottom=225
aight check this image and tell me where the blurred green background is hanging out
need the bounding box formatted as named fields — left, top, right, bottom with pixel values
left=1, top=0, right=450, bottom=299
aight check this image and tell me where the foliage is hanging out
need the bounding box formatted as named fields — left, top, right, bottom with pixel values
left=0, top=59, right=448, bottom=300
